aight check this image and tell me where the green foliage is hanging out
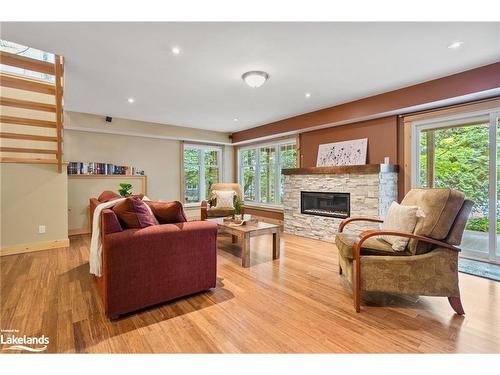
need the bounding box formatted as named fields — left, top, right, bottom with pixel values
left=118, top=183, right=133, bottom=197
left=240, top=145, right=297, bottom=203
left=420, top=123, right=492, bottom=218
left=183, top=148, right=220, bottom=203
left=234, top=196, right=242, bottom=215
left=465, top=218, right=500, bottom=233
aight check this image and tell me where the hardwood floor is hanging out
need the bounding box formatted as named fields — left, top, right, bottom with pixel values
left=1, top=232, right=499, bottom=353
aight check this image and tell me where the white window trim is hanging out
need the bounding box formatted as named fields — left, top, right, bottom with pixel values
left=237, top=138, right=297, bottom=208
left=183, top=143, right=223, bottom=205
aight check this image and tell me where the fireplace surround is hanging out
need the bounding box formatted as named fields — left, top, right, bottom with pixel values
left=301, top=191, right=350, bottom=219
left=282, top=164, right=398, bottom=241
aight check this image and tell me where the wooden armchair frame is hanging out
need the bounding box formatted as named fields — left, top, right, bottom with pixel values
left=201, top=200, right=209, bottom=221
left=338, top=216, right=464, bottom=314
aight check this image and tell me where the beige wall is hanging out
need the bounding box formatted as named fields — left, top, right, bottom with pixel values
left=64, top=111, right=234, bottom=231
left=68, top=176, right=146, bottom=233
left=65, top=111, right=231, bottom=144
left=0, top=163, right=68, bottom=249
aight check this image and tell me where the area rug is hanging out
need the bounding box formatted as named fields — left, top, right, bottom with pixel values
left=458, top=258, right=500, bottom=282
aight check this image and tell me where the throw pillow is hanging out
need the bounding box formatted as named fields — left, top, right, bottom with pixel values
left=146, top=201, right=187, bottom=224
left=112, top=196, right=159, bottom=229
left=98, top=190, right=121, bottom=203
left=213, top=190, right=235, bottom=209
left=381, top=201, right=426, bottom=251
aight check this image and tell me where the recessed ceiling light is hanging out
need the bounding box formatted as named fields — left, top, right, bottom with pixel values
left=448, top=41, right=464, bottom=49
left=127, top=98, right=135, bottom=103
left=171, top=46, right=181, bottom=55
left=242, top=71, right=270, bottom=88
left=233, top=118, right=239, bottom=122
left=305, top=93, right=311, bottom=98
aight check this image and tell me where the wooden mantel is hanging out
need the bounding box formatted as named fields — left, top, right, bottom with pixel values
left=282, top=164, right=399, bottom=175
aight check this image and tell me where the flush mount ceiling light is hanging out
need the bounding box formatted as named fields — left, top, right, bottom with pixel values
left=448, top=41, right=464, bottom=49
left=242, top=71, right=270, bottom=88
left=305, top=92, right=311, bottom=98
left=233, top=118, right=239, bottom=122
left=171, top=46, right=181, bottom=55
left=127, top=98, right=135, bottom=103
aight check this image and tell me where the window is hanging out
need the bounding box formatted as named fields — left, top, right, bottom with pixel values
left=183, top=144, right=222, bottom=204
left=0, top=39, right=55, bottom=82
left=238, top=140, right=297, bottom=206
left=412, top=108, right=500, bottom=263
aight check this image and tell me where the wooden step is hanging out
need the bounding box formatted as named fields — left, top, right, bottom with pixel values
left=0, top=147, right=57, bottom=155
left=0, top=115, right=56, bottom=128
left=0, top=51, right=55, bottom=75
left=0, top=157, right=58, bottom=164
left=0, top=132, right=58, bottom=142
left=0, top=72, right=56, bottom=95
left=0, top=97, right=56, bottom=112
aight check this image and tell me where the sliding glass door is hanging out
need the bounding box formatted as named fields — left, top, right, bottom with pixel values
left=412, top=109, right=500, bottom=263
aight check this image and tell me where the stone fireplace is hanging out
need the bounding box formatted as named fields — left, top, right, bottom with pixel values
left=282, top=165, right=398, bottom=241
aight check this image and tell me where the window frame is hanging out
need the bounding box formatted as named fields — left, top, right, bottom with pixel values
left=182, top=143, right=223, bottom=207
left=237, top=139, right=297, bottom=208
left=411, top=107, right=500, bottom=263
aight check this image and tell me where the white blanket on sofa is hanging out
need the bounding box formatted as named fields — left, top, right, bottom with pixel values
left=89, top=196, right=152, bottom=277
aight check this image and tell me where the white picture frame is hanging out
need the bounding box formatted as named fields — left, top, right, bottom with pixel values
left=316, top=138, right=368, bottom=167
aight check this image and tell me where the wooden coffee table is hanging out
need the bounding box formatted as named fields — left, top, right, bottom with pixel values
left=216, top=220, right=280, bottom=267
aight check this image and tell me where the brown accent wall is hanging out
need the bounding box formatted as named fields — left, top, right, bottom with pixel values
left=299, top=116, right=398, bottom=167
left=232, top=62, right=500, bottom=143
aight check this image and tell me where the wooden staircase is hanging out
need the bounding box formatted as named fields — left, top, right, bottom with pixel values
left=0, top=50, right=65, bottom=172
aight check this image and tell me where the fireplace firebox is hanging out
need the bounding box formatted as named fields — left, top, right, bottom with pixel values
left=300, top=191, right=350, bottom=219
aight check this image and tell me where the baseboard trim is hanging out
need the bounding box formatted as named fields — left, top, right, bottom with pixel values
left=0, top=238, right=70, bottom=257
left=68, top=228, right=90, bottom=236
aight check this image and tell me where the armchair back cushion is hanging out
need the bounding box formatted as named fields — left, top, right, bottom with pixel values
left=401, top=188, right=465, bottom=254
left=445, top=199, right=474, bottom=246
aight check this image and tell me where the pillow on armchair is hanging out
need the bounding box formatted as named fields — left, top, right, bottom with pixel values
left=381, top=201, right=425, bottom=251
left=213, top=190, right=235, bottom=209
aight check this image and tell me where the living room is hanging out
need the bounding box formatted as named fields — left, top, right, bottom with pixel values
left=1, top=1, right=500, bottom=372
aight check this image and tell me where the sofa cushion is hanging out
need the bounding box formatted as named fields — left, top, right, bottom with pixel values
left=401, top=188, right=465, bottom=254
left=112, top=196, right=159, bottom=229
left=146, top=201, right=187, bottom=224
left=335, top=233, right=412, bottom=260
left=98, top=190, right=121, bottom=203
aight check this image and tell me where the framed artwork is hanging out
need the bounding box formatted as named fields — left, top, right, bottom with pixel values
left=316, top=138, right=368, bottom=167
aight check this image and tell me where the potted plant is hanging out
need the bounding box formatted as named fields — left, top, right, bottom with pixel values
left=234, top=196, right=242, bottom=221
left=118, top=183, right=133, bottom=197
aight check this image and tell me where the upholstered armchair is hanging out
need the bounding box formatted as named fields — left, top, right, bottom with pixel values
left=335, top=188, right=474, bottom=314
left=201, top=183, right=242, bottom=220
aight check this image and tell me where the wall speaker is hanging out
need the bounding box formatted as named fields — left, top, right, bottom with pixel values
left=105, top=116, right=113, bottom=123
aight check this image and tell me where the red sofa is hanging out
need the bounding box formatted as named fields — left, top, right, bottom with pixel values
left=90, top=196, right=217, bottom=319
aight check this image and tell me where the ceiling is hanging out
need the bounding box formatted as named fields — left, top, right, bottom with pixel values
left=1, top=22, right=499, bottom=133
